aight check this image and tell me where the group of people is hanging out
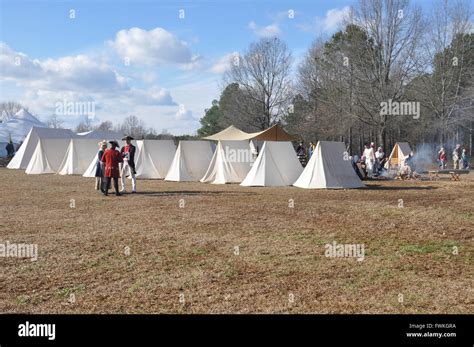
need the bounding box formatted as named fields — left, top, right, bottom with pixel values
left=437, top=144, right=469, bottom=170
left=361, top=142, right=387, bottom=178
left=94, top=136, right=137, bottom=196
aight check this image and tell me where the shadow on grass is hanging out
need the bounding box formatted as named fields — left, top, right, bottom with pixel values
left=365, top=185, right=437, bottom=191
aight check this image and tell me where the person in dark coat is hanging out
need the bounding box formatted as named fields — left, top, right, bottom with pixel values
left=101, top=141, right=123, bottom=196
left=94, top=140, right=107, bottom=192
left=5, top=140, right=15, bottom=158
left=120, top=135, right=137, bottom=193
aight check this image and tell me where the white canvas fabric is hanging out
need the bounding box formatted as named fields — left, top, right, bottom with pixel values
left=165, top=141, right=214, bottom=181
left=7, top=127, right=75, bottom=169
left=58, top=138, right=99, bottom=175
left=293, top=141, right=364, bottom=189
left=83, top=152, right=101, bottom=178
left=135, top=140, right=176, bottom=179
left=386, top=142, right=412, bottom=168
left=240, top=141, right=303, bottom=187
left=25, top=138, right=70, bottom=174
left=201, top=140, right=253, bottom=184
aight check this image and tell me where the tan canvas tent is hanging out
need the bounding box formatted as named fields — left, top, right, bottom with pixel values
left=203, top=124, right=297, bottom=142
left=203, top=125, right=252, bottom=141
left=386, top=142, right=412, bottom=169
left=249, top=124, right=297, bottom=141
left=293, top=141, right=364, bottom=189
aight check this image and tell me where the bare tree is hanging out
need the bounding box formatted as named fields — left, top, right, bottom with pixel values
left=413, top=0, right=473, bottom=145
left=224, top=37, right=293, bottom=130
left=47, top=114, right=64, bottom=129
left=351, top=0, right=424, bottom=149
left=120, top=115, right=147, bottom=139
left=96, top=121, right=114, bottom=132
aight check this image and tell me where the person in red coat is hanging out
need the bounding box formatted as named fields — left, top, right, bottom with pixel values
left=101, top=141, right=123, bottom=196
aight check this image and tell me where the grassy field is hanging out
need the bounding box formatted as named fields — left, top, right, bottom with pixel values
left=0, top=168, right=472, bottom=313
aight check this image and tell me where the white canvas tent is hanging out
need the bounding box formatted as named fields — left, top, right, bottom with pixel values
left=7, top=127, right=76, bottom=169
left=201, top=140, right=253, bottom=184
left=240, top=141, right=303, bottom=187
left=293, top=141, right=364, bottom=189
left=25, top=138, right=71, bottom=174
left=385, top=142, right=412, bottom=169
left=57, top=138, right=99, bottom=175
left=165, top=141, right=214, bottom=181
left=135, top=140, right=176, bottom=179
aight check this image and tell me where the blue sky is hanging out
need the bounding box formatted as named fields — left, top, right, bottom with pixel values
left=0, top=0, right=435, bottom=134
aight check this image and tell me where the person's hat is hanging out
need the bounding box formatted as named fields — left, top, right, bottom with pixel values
left=109, top=140, right=119, bottom=147
left=122, top=135, right=134, bottom=141
left=98, top=140, right=107, bottom=146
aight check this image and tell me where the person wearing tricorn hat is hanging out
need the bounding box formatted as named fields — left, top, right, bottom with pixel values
left=101, top=140, right=123, bottom=196
left=120, top=135, right=137, bottom=193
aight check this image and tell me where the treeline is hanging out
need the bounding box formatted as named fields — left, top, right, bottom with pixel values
left=198, top=0, right=473, bottom=156
left=75, top=116, right=199, bottom=142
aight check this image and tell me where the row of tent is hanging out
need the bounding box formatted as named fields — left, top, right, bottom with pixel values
left=7, top=125, right=366, bottom=189
left=7, top=125, right=413, bottom=188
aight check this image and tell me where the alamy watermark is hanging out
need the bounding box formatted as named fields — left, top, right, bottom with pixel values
left=55, top=99, right=96, bottom=119
left=380, top=99, right=420, bottom=119
left=324, top=241, right=365, bottom=261
left=0, top=241, right=38, bottom=261
left=224, top=146, right=254, bottom=163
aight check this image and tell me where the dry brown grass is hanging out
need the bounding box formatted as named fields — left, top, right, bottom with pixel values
left=0, top=168, right=472, bottom=313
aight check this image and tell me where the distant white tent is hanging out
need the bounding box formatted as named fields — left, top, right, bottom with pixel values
left=165, top=141, right=214, bottom=181
left=293, top=141, right=364, bottom=189
left=57, top=138, right=99, bottom=175
left=0, top=109, right=46, bottom=145
left=7, top=127, right=75, bottom=169
left=135, top=140, right=176, bottom=179
left=385, top=142, right=412, bottom=169
left=76, top=129, right=122, bottom=142
left=201, top=140, right=253, bottom=184
left=240, top=141, right=303, bottom=187
left=25, top=138, right=71, bottom=174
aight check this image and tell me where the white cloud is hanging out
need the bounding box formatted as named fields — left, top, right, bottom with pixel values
left=0, top=36, right=210, bottom=135
left=1, top=43, right=127, bottom=93
left=323, top=6, right=351, bottom=31
left=209, top=52, right=238, bottom=74
left=248, top=21, right=281, bottom=38
left=175, top=105, right=194, bottom=121
left=0, top=42, right=44, bottom=80
left=109, top=27, right=196, bottom=66
left=297, top=6, right=351, bottom=33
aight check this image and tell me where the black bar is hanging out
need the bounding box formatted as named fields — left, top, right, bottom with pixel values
left=0, top=314, right=472, bottom=346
